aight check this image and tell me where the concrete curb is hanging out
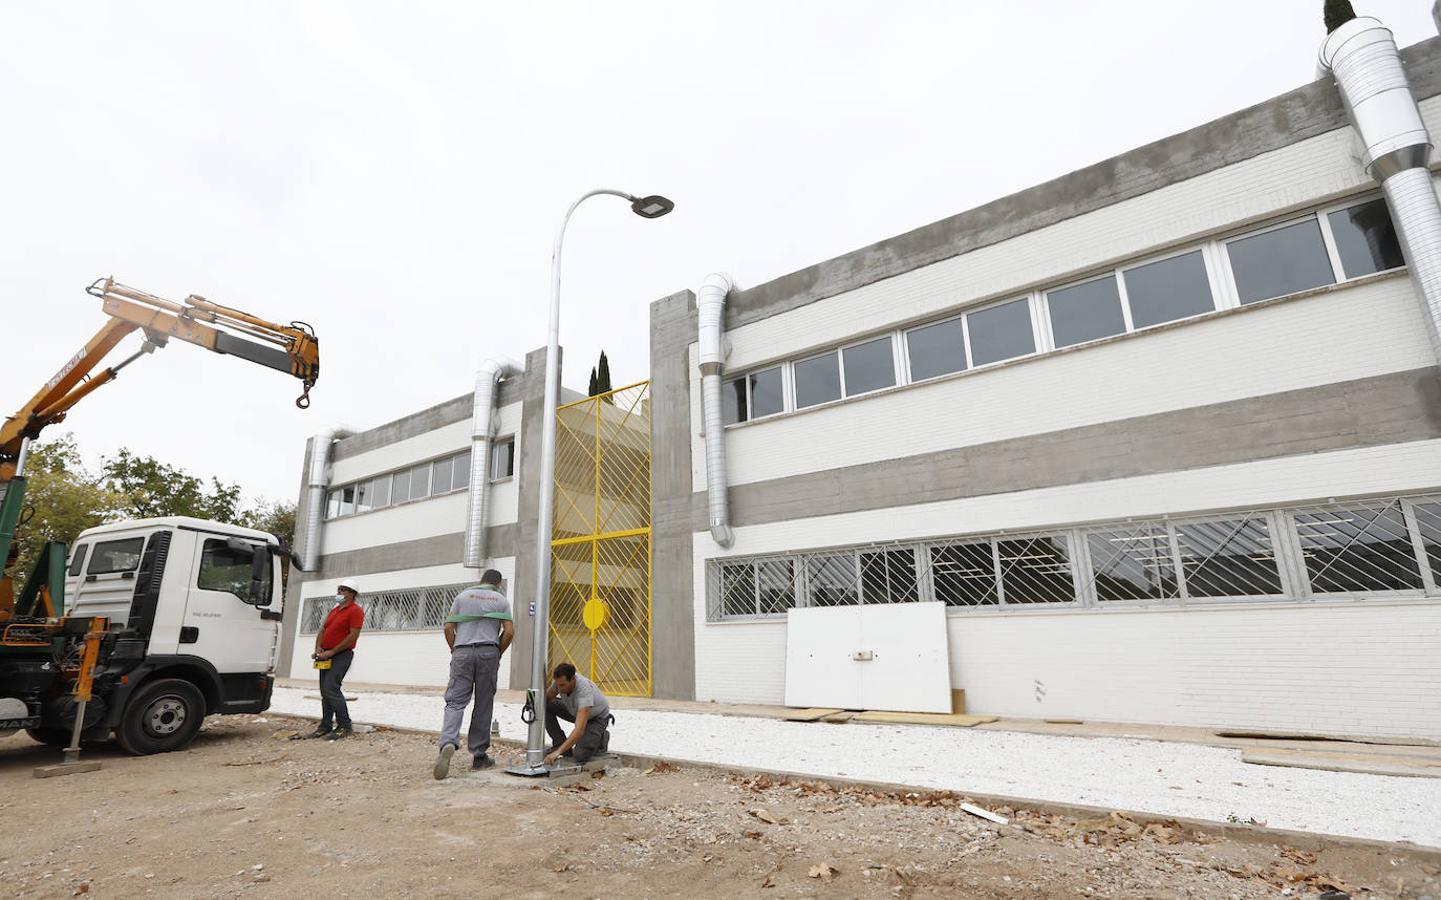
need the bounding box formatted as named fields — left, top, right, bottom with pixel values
left=272, top=712, right=1441, bottom=862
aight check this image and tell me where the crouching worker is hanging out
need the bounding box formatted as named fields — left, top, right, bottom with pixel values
left=433, top=570, right=514, bottom=779
left=543, top=662, right=613, bottom=766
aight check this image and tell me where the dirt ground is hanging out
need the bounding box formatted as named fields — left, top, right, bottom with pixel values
left=2, top=716, right=1438, bottom=899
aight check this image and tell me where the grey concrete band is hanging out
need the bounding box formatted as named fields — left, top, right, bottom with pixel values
left=691, top=367, right=1441, bottom=532
left=331, top=377, right=523, bottom=463
left=723, top=37, right=1441, bottom=330
left=310, top=526, right=518, bottom=581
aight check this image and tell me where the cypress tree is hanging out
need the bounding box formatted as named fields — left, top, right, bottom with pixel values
left=596, top=351, right=613, bottom=396
left=1324, top=0, right=1357, bottom=33
left=587, top=366, right=599, bottom=397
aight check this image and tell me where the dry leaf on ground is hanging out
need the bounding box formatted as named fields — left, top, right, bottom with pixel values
left=808, top=862, right=838, bottom=881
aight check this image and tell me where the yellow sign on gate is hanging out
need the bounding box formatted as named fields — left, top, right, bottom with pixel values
left=547, top=381, right=652, bottom=697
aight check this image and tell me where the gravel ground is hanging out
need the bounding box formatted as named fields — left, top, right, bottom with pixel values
left=4, top=716, right=1437, bottom=899
left=270, top=686, right=1441, bottom=848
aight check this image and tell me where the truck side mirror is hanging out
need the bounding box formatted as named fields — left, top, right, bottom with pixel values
left=249, top=548, right=272, bottom=606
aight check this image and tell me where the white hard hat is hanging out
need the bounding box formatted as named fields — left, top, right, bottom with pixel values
left=336, top=578, right=360, bottom=595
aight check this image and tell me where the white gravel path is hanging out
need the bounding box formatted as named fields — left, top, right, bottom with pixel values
left=269, top=686, right=1441, bottom=847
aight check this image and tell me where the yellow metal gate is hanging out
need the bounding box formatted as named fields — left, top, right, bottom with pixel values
left=547, top=381, right=652, bottom=696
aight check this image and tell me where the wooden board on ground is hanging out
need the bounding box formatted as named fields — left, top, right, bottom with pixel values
left=851, top=710, right=999, bottom=728
left=1242, top=749, right=1441, bottom=779
left=783, top=708, right=845, bottom=722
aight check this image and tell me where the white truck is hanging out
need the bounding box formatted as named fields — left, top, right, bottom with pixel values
left=0, top=516, right=286, bottom=754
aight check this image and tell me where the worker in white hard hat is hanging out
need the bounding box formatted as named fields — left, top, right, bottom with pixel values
left=297, top=577, right=365, bottom=741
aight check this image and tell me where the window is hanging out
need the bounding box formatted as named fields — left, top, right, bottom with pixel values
left=431, top=455, right=454, bottom=494
left=859, top=548, right=918, bottom=603
left=1415, top=501, right=1441, bottom=585
left=806, top=553, right=859, bottom=607
left=929, top=541, right=997, bottom=606
left=355, top=480, right=372, bottom=515
left=409, top=463, right=431, bottom=499
left=1227, top=218, right=1335, bottom=304
left=391, top=469, right=411, bottom=504
left=905, top=317, right=967, bottom=382
left=197, top=538, right=269, bottom=604
left=720, top=562, right=758, bottom=617
left=326, top=490, right=341, bottom=519
left=1088, top=524, right=1177, bottom=602
left=67, top=545, right=89, bottom=577
left=749, top=367, right=784, bottom=419
left=722, top=378, right=748, bottom=425
left=1328, top=198, right=1404, bottom=279
left=491, top=440, right=515, bottom=480
left=88, top=538, right=145, bottom=575
left=794, top=351, right=842, bottom=409
left=1174, top=517, right=1283, bottom=597
left=842, top=337, right=896, bottom=397
left=996, top=535, right=1074, bottom=604
left=1047, top=275, right=1126, bottom=348
left=453, top=448, right=472, bottom=487
left=1293, top=502, right=1423, bottom=593
left=370, top=474, right=391, bottom=508
left=966, top=298, right=1035, bottom=366
left=1123, top=250, right=1215, bottom=329
left=338, top=484, right=356, bottom=517
left=757, top=559, right=796, bottom=614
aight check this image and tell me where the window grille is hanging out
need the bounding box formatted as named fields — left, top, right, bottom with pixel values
left=1292, top=499, right=1424, bottom=593
left=300, top=581, right=483, bottom=633
left=705, top=492, right=1441, bottom=621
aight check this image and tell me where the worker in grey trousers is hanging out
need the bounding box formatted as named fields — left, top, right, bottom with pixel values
left=433, top=570, right=514, bottom=779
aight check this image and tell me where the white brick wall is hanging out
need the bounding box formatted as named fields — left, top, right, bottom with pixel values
left=722, top=95, right=1441, bottom=373
left=693, top=602, right=1441, bottom=740
left=289, top=557, right=515, bottom=689
left=948, top=602, right=1441, bottom=739
left=690, top=442, right=1441, bottom=737
left=698, top=276, right=1432, bottom=488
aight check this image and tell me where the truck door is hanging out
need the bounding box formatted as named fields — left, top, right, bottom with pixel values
left=68, top=534, right=147, bottom=623
left=182, top=536, right=278, bottom=675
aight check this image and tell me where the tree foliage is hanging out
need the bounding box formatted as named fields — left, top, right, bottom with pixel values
left=596, top=350, right=613, bottom=395
left=101, top=448, right=246, bottom=522
left=5, top=435, right=297, bottom=584
left=1324, top=0, right=1357, bottom=33
left=8, top=436, right=126, bottom=579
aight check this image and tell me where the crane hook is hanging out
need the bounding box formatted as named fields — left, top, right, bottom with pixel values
left=295, top=384, right=312, bottom=410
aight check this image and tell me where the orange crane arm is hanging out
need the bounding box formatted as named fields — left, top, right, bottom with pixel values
left=1, top=277, right=320, bottom=467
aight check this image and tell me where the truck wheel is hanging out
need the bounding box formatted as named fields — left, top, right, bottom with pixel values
left=116, top=678, right=206, bottom=755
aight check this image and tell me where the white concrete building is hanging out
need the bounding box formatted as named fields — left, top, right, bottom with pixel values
left=278, top=349, right=566, bottom=689
left=647, top=15, right=1441, bottom=739
left=278, top=12, right=1441, bottom=741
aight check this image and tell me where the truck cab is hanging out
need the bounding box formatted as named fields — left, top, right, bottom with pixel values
left=2, top=516, right=283, bottom=754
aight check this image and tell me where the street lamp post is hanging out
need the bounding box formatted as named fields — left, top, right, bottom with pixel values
left=507, top=188, right=673, bottom=777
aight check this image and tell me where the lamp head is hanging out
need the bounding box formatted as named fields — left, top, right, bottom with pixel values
left=630, top=194, right=674, bottom=219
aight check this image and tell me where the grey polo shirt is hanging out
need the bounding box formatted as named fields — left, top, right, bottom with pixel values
left=556, top=673, right=610, bottom=722
left=448, top=585, right=511, bottom=647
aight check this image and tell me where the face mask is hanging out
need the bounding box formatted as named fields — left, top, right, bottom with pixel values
left=334, top=594, right=346, bottom=605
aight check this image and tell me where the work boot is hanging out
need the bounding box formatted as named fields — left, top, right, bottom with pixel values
left=292, top=727, right=331, bottom=741
left=326, top=727, right=354, bottom=741
left=472, top=754, right=495, bottom=770
left=434, top=744, right=457, bottom=780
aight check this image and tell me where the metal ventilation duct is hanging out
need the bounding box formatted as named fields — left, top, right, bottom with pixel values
left=697, top=272, right=737, bottom=548
left=464, top=359, right=522, bottom=568
left=1321, top=15, right=1441, bottom=367
left=301, top=430, right=336, bottom=573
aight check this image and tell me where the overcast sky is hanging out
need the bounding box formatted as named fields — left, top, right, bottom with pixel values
left=2, top=1, right=1436, bottom=505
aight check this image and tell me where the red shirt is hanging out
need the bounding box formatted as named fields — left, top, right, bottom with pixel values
left=320, top=601, right=364, bottom=651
